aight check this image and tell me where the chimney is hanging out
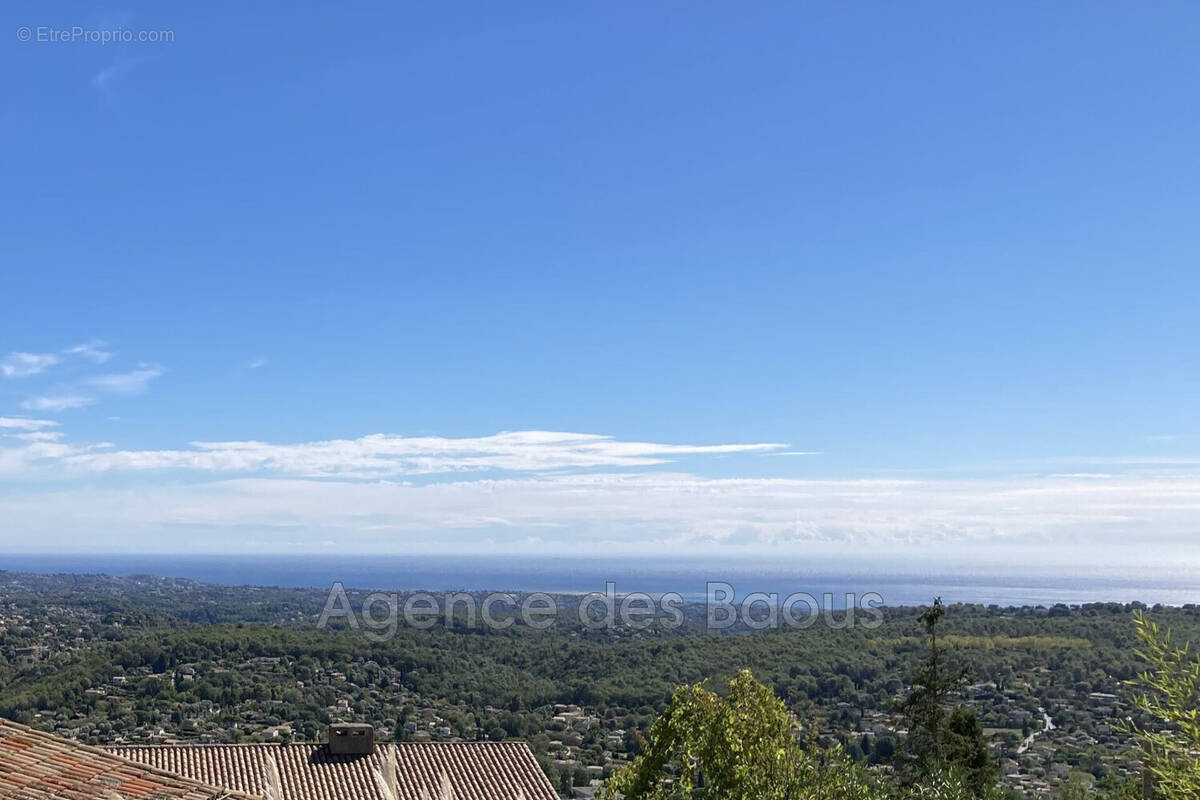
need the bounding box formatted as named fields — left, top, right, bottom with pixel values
left=327, top=722, right=375, bottom=755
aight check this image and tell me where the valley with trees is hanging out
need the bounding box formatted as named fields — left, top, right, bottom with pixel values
left=1, top=571, right=1197, bottom=797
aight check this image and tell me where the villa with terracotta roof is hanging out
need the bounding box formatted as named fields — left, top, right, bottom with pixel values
left=0, top=720, right=558, bottom=800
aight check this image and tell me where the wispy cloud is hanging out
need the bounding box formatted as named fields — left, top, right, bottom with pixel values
left=1143, top=434, right=1193, bottom=444
left=1, top=352, right=61, bottom=378
left=1048, top=455, right=1200, bottom=467
left=4, top=419, right=1200, bottom=559
left=762, top=450, right=823, bottom=457
left=60, top=430, right=787, bottom=478
left=85, top=364, right=164, bottom=395
left=245, top=357, right=268, bottom=369
left=11, top=431, right=65, bottom=443
left=0, top=417, right=58, bottom=431
left=20, top=394, right=96, bottom=412
left=91, top=61, right=138, bottom=100
left=64, top=340, right=113, bottom=364
left=1, top=341, right=115, bottom=379
left=0, top=436, right=101, bottom=475
left=2, top=343, right=159, bottom=414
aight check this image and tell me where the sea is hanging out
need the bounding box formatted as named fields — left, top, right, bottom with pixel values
left=1, top=553, right=1198, bottom=608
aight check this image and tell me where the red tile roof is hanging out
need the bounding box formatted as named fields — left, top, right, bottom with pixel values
left=0, top=719, right=260, bottom=800
left=108, top=743, right=559, bottom=800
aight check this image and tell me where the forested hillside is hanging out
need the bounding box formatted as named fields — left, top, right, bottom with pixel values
left=1, top=571, right=1194, bottom=797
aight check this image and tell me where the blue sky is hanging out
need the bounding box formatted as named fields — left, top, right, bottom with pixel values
left=2, top=2, right=1199, bottom=562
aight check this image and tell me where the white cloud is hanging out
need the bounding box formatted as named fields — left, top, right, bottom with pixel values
left=64, top=340, right=113, bottom=363
left=1, top=352, right=61, bottom=378
left=245, top=357, right=267, bottom=369
left=1, top=342, right=157, bottom=412
left=4, top=421, right=1200, bottom=561
left=86, top=365, right=164, bottom=395
left=0, top=437, right=89, bottom=475
left=10, top=431, right=65, bottom=443
left=0, top=417, right=58, bottom=431
left=20, top=394, right=96, bottom=412
left=62, top=431, right=787, bottom=477
left=2, top=470, right=1200, bottom=560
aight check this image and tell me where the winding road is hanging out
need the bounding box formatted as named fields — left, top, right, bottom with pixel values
left=1017, top=708, right=1055, bottom=754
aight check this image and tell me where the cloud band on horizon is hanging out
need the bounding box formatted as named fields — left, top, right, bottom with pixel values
left=4, top=423, right=1200, bottom=560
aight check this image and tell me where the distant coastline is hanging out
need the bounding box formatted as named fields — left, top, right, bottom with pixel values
left=1, top=552, right=1197, bottom=608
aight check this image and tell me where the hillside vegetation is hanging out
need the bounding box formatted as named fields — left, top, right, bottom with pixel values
left=1, top=572, right=1196, bottom=797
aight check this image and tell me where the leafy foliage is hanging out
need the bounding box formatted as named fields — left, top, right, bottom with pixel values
left=601, top=669, right=878, bottom=799
left=1127, top=610, right=1200, bottom=797
left=601, top=669, right=1018, bottom=800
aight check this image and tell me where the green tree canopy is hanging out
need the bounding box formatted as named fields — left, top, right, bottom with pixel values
left=1127, top=610, right=1200, bottom=797
left=601, top=669, right=877, bottom=800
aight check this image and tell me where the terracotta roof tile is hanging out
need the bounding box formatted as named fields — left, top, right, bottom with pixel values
left=0, top=719, right=260, bottom=800
left=108, top=743, right=558, bottom=800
